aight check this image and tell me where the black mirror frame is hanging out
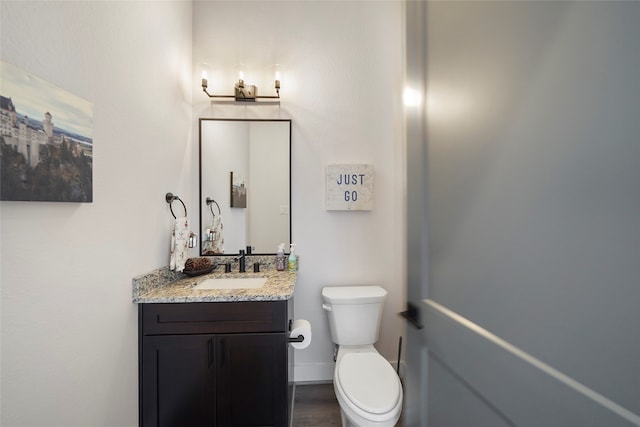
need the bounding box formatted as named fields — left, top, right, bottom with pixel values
left=198, top=118, right=292, bottom=257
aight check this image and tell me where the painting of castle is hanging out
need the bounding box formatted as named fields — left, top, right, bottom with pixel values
left=0, top=61, right=93, bottom=202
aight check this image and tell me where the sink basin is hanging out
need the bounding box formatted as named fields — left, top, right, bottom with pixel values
left=192, top=277, right=268, bottom=290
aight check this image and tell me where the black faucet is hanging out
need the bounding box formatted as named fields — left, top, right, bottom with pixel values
left=237, top=249, right=246, bottom=273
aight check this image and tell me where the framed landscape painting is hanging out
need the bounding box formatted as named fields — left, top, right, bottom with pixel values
left=0, top=61, right=93, bottom=202
left=230, top=171, right=247, bottom=208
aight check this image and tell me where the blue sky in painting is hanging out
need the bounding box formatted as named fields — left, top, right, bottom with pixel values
left=0, top=61, right=93, bottom=140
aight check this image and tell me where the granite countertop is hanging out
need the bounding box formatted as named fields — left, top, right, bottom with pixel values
left=132, top=266, right=297, bottom=303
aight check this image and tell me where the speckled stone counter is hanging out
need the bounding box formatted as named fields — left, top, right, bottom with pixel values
left=132, top=265, right=296, bottom=303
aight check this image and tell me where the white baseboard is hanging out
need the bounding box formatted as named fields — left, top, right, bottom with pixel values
left=293, top=362, right=335, bottom=383
left=293, top=359, right=405, bottom=383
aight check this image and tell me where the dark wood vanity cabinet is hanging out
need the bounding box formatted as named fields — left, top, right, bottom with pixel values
left=139, top=301, right=291, bottom=427
left=141, top=334, right=216, bottom=426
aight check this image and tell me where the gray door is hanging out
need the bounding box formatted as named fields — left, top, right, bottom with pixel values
left=403, top=2, right=640, bottom=426
left=403, top=1, right=429, bottom=425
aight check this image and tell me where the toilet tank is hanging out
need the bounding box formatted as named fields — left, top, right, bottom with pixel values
left=322, top=286, right=387, bottom=346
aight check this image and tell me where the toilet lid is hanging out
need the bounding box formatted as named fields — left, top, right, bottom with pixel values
left=337, top=352, right=400, bottom=414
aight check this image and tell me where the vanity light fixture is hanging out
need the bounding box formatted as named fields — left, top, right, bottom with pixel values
left=201, top=71, right=280, bottom=103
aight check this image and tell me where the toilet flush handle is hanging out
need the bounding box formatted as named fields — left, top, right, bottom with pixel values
left=322, top=303, right=332, bottom=312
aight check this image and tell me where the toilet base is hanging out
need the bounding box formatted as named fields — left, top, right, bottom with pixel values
left=333, top=346, right=402, bottom=427
left=340, top=409, right=352, bottom=427
left=336, top=393, right=400, bottom=427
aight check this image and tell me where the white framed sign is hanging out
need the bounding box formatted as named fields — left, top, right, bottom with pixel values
left=326, top=164, right=374, bottom=210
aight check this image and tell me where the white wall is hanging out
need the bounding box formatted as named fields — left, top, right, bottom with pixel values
left=0, top=2, right=193, bottom=426
left=193, top=1, right=406, bottom=381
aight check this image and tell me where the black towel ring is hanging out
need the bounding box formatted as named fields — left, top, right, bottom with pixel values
left=165, top=192, right=187, bottom=219
left=206, top=197, right=221, bottom=216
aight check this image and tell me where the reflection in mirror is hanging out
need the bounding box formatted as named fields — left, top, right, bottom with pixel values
left=199, top=119, right=291, bottom=256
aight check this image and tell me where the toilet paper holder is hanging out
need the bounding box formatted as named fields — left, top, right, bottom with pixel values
left=289, top=335, right=305, bottom=343
left=288, top=319, right=305, bottom=343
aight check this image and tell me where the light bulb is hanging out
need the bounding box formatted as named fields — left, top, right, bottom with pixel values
left=201, top=70, right=208, bottom=88
left=403, top=87, right=422, bottom=107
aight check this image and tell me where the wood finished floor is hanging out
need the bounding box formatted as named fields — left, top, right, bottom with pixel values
left=292, top=383, right=402, bottom=427
left=292, top=383, right=342, bottom=426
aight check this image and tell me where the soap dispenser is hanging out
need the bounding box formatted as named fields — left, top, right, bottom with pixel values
left=276, top=243, right=286, bottom=271
left=288, top=243, right=298, bottom=272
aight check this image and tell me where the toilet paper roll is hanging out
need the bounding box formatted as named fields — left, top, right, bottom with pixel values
left=289, top=319, right=312, bottom=350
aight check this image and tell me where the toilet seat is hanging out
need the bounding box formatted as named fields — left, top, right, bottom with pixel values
left=336, top=352, right=401, bottom=415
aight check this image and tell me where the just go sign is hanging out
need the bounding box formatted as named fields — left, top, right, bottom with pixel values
left=326, top=164, right=374, bottom=210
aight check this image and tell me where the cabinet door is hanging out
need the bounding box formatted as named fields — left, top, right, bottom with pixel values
left=216, top=333, right=288, bottom=427
left=141, top=335, right=216, bottom=427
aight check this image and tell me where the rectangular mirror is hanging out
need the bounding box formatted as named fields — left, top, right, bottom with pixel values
left=199, top=118, right=291, bottom=256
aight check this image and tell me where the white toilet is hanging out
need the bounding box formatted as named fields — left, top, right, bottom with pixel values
left=322, top=285, right=403, bottom=427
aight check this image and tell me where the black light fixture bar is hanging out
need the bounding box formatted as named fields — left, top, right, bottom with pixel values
left=201, top=77, right=280, bottom=102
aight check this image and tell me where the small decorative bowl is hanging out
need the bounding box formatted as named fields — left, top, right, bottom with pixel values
left=183, top=264, right=217, bottom=277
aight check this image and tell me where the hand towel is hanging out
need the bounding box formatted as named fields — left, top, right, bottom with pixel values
left=170, top=216, right=189, bottom=272
left=211, top=215, right=224, bottom=254
left=213, top=215, right=224, bottom=254
left=203, top=215, right=224, bottom=255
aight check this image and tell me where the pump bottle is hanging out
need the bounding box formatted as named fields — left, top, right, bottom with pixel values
left=288, top=243, right=298, bottom=272
left=276, top=243, right=286, bottom=271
